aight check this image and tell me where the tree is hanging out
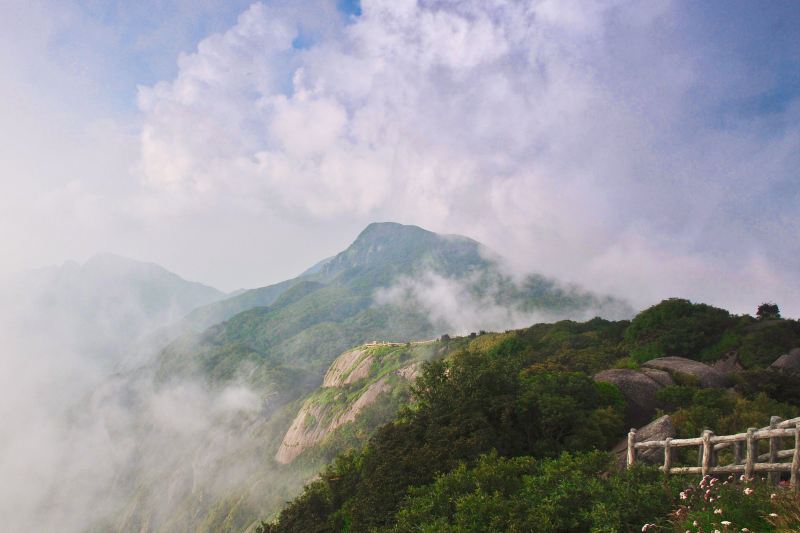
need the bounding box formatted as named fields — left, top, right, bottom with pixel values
left=756, top=303, right=780, bottom=320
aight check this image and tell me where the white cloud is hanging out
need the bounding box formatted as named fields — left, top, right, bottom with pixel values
left=133, top=0, right=800, bottom=315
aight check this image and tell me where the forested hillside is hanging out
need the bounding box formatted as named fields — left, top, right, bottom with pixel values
left=155, top=222, right=628, bottom=404
left=260, top=299, right=800, bottom=532
left=100, top=222, right=631, bottom=532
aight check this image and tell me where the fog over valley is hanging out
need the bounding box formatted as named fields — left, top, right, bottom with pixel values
left=1, top=1, right=799, bottom=531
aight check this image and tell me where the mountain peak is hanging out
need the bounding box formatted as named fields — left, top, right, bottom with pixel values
left=350, top=222, right=435, bottom=249
left=315, top=222, right=484, bottom=279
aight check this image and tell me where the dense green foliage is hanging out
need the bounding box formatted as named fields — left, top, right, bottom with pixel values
left=623, top=298, right=800, bottom=366
left=391, top=452, right=677, bottom=533
left=623, top=298, right=736, bottom=362
left=259, top=298, right=800, bottom=532
left=259, top=341, right=631, bottom=531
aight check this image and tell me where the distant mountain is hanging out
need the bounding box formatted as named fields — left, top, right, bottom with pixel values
left=157, top=222, right=631, bottom=392
left=0, top=253, right=225, bottom=363
left=95, top=223, right=634, bottom=532
left=181, top=222, right=489, bottom=331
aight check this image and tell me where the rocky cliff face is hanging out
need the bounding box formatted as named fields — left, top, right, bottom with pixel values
left=276, top=343, right=432, bottom=464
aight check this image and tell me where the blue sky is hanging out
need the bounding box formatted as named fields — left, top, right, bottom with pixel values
left=1, top=0, right=799, bottom=315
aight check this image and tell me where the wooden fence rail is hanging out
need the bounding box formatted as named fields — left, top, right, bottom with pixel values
left=627, top=416, right=800, bottom=490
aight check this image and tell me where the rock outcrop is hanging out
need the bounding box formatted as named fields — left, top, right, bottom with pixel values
left=594, top=369, right=663, bottom=426
left=643, top=356, right=728, bottom=388
left=276, top=347, right=423, bottom=464
left=770, top=348, right=800, bottom=372
left=612, top=415, right=675, bottom=468
left=640, top=368, right=675, bottom=388
left=396, top=362, right=422, bottom=381
left=274, top=403, right=329, bottom=464
left=323, top=348, right=370, bottom=387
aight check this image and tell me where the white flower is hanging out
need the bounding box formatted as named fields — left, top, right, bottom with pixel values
left=721, top=521, right=731, bottom=526
left=693, top=520, right=699, bottom=526
left=771, top=493, right=777, bottom=499
left=743, top=487, right=754, bottom=495
left=770, top=512, right=778, bottom=517
left=714, top=508, right=723, bottom=514
left=680, top=491, right=688, bottom=500
left=740, top=475, right=746, bottom=481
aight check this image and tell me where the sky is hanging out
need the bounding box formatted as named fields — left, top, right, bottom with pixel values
left=1, top=0, right=799, bottom=315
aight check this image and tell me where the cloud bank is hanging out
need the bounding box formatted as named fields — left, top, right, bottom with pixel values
left=135, top=0, right=800, bottom=315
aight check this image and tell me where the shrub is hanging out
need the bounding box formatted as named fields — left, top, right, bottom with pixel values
left=392, top=451, right=679, bottom=533
left=667, top=474, right=800, bottom=532
left=624, top=299, right=735, bottom=363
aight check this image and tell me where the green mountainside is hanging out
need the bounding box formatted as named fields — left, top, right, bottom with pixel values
left=155, top=222, right=630, bottom=395
left=82, top=225, right=800, bottom=532
left=102, top=222, right=633, bottom=532
left=259, top=299, right=800, bottom=532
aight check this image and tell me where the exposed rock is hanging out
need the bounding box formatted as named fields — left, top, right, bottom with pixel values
left=342, top=353, right=374, bottom=385
left=275, top=377, right=397, bottom=464
left=275, top=403, right=330, bottom=464
left=640, top=368, right=675, bottom=388
left=322, top=348, right=369, bottom=387
left=594, top=369, right=662, bottom=427
left=396, top=362, right=423, bottom=381
left=335, top=378, right=392, bottom=426
left=711, top=351, right=743, bottom=376
left=770, top=348, right=800, bottom=372
left=612, top=415, right=675, bottom=468
left=643, top=356, right=728, bottom=388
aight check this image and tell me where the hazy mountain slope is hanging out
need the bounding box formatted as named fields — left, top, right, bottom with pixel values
left=180, top=222, right=487, bottom=331
left=182, top=278, right=300, bottom=332
left=0, top=253, right=225, bottom=363
left=156, top=222, right=631, bottom=394
left=102, top=223, right=633, bottom=532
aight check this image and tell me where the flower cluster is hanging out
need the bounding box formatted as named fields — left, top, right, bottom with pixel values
left=665, top=474, right=799, bottom=532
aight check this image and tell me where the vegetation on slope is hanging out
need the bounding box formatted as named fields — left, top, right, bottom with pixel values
left=259, top=299, right=800, bottom=532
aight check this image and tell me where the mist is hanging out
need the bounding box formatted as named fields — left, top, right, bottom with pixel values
left=0, top=0, right=799, bottom=529
left=0, top=258, right=276, bottom=531
left=375, top=266, right=633, bottom=337
left=1, top=0, right=798, bottom=315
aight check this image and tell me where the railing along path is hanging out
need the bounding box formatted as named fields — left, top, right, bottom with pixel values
left=627, top=416, right=800, bottom=489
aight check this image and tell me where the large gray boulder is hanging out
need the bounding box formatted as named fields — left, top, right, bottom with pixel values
left=770, top=348, right=800, bottom=372
left=612, top=415, right=675, bottom=468
left=594, top=369, right=662, bottom=426
left=640, top=368, right=675, bottom=387
left=643, top=356, right=728, bottom=388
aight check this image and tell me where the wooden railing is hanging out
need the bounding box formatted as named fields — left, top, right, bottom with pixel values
left=627, top=416, right=800, bottom=490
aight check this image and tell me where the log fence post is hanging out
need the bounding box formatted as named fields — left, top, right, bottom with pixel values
left=663, top=437, right=672, bottom=475
left=769, top=416, right=781, bottom=485
left=626, top=428, right=637, bottom=469
left=792, top=422, right=800, bottom=493
left=745, top=427, right=757, bottom=481
left=701, top=430, right=713, bottom=477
